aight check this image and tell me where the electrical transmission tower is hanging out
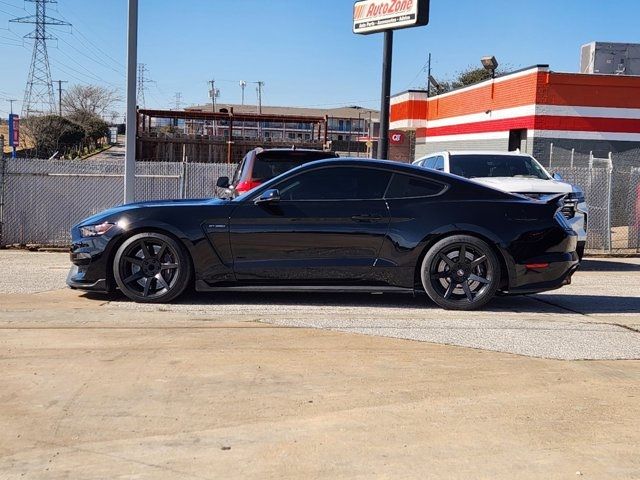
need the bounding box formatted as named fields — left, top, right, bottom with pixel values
left=137, top=63, right=152, bottom=108
left=173, top=92, right=182, bottom=110
left=10, top=0, right=71, bottom=116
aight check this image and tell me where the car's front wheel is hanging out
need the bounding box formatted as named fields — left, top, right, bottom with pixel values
left=113, top=232, right=192, bottom=303
left=421, top=235, right=501, bottom=310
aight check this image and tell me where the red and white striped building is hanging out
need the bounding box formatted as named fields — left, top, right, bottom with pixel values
left=390, top=65, right=640, bottom=164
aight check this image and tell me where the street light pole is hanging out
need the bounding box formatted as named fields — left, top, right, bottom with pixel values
left=377, top=30, right=393, bottom=160
left=124, top=0, right=138, bottom=204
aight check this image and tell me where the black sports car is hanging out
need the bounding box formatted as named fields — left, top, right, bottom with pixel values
left=67, top=158, right=579, bottom=310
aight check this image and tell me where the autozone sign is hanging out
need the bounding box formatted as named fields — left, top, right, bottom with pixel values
left=353, top=0, right=429, bottom=34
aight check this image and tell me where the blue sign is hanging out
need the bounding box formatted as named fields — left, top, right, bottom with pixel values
left=8, top=114, right=19, bottom=148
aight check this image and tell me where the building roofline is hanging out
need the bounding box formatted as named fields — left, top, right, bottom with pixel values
left=392, top=64, right=550, bottom=100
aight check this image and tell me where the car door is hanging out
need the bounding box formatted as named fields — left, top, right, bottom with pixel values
left=228, top=165, right=392, bottom=283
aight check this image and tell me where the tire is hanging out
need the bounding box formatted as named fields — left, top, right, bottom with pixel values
left=420, top=235, right=501, bottom=311
left=113, top=232, right=192, bottom=303
left=576, top=242, right=585, bottom=261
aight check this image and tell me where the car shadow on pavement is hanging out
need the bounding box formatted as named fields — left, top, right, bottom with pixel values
left=82, top=289, right=639, bottom=315
left=533, top=294, right=640, bottom=315
left=579, top=259, right=640, bottom=272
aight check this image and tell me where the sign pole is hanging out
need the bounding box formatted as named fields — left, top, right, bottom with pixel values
left=378, top=30, right=393, bottom=160
left=124, top=0, right=138, bottom=204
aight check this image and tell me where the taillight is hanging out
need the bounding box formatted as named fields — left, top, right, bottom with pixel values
left=235, top=180, right=262, bottom=193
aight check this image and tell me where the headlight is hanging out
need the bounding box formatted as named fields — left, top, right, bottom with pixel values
left=80, top=222, right=116, bottom=237
left=567, top=189, right=585, bottom=204
left=554, top=212, right=573, bottom=231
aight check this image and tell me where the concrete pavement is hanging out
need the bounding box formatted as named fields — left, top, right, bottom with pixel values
left=0, top=251, right=639, bottom=479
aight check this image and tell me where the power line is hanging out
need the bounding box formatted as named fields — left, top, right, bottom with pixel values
left=51, top=8, right=125, bottom=70
left=54, top=33, right=124, bottom=76
left=10, top=0, right=71, bottom=116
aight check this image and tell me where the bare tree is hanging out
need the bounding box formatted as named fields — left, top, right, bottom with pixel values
left=62, top=85, right=122, bottom=119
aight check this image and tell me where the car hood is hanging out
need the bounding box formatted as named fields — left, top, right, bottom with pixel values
left=77, top=198, right=226, bottom=227
left=469, top=177, right=573, bottom=194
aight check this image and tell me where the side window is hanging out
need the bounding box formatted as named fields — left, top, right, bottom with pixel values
left=275, top=167, right=392, bottom=201
left=434, top=156, right=445, bottom=171
left=385, top=174, right=446, bottom=199
left=424, top=157, right=436, bottom=169
left=231, top=157, right=246, bottom=185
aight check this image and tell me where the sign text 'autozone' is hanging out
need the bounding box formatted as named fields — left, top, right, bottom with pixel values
left=353, top=0, right=428, bottom=34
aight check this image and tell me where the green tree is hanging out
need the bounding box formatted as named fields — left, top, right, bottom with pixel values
left=451, top=67, right=493, bottom=89
left=23, top=115, right=85, bottom=158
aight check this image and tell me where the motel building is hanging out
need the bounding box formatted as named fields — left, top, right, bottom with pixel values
left=389, top=64, right=640, bottom=165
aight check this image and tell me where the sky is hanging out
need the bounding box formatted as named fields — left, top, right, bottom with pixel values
left=0, top=0, right=639, bottom=118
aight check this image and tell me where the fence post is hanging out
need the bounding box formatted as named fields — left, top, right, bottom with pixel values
left=180, top=158, right=187, bottom=199
left=0, top=153, right=6, bottom=247
left=605, top=163, right=613, bottom=253
left=570, top=148, right=574, bottom=168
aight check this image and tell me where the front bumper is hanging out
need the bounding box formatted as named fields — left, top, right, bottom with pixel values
left=67, top=264, right=109, bottom=292
left=566, top=202, right=587, bottom=243
left=66, top=229, right=118, bottom=293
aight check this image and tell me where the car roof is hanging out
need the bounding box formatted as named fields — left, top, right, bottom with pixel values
left=254, top=147, right=338, bottom=155
left=296, top=157, right=470, bottom=181
left=424, top=150, right=534, bottom=158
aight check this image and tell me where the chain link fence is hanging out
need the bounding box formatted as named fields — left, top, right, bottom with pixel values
left=548, top=145, right=640, bottom=253
left=0, top=156, right=638, bottom=253
left=0, top=158, right=235, bottom=246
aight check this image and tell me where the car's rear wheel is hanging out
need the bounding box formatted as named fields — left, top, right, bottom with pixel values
left=421, top=235, right=501, bottom=310
left=113, top=232, right=192, bottom=303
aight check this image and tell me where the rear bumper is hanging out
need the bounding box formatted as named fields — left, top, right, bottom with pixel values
left=504, top=247, right=579, bottom=295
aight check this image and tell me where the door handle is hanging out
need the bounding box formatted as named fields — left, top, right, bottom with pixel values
left=351, top=214, right=383, bottom=223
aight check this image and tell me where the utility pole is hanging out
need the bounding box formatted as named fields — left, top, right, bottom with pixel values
left=255, top=81, right=264, bottom=115
left=124, top=0, right=138, bottom=204
left=208, top=79, right=216, bottom=112
left=10, top=0, right=71, bottom=116
left=255, top=81, right=264, bottom=138
left=208, top=80, right=219, bottom=135
left=8, top=100, right=17, bottom=116
left=53, top=79, right=67, bottom=116
left=426, top=52, right=432, bottom=97
left=173, top=92, right=182, bottom=110
left=239, top=80, right=247, bottom=107
left=239, top=80, right=247, bottom=137
left=377, top=30, right=393, bottom=160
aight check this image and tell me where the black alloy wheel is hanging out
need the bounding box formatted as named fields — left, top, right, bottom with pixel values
left=421, top=235, right=501, bottom=310
left=113, top=232, right=192, bottom=303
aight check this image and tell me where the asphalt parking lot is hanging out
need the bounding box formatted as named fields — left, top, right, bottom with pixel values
left=1, top=250, right=639, bottom=479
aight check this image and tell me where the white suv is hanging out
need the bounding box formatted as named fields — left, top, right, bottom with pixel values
left=413, top=151, right=588, bottom=258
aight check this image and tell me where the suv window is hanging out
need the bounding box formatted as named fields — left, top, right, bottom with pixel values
left=448, top=154, right=549, bottom=179
left=423, top=157, right=436, bottom=169
left=251, top=150, right=338, bottom=182
left=231, top=157, right=247, bottom=185
left=275, top=167, right=392, bottom=201
left=433, top=156, right=445, bottom=171
left=385, top=174, right=445, bottom=199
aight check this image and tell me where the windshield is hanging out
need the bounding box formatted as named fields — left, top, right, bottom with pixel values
left=449, top=154, right=550, bottom=180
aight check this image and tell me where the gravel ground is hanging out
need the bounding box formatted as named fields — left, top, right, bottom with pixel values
left=2, top=250, right=639, bottom=360
left=0, top=250, right=68, bottom=294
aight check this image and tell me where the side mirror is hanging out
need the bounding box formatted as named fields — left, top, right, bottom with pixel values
left=216, top=176, right=230, bottom=188
left=254, top=189, right=280, bottom=205
left=552, top=173, right=563, bottom=181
